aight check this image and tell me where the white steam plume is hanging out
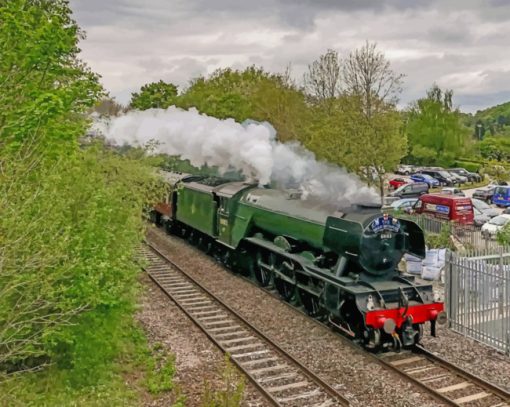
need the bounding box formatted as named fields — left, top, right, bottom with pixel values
left=92, top=106, right=378, bottom=207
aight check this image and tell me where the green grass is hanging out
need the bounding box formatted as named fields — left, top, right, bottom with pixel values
left=429, top=178, right=490, bottom=193
left=0, top=315, right=181, bottom=407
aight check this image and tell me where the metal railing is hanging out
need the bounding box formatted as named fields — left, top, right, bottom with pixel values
left=396, top=212, right=510, bottom=254
left=445, top=251, right=510, bottom=354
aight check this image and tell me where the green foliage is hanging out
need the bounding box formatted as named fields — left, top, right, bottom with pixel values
left=145, top=343, right=177, bottom=395
left=425, top=224, right=454, bottom=250
left=484, top=162, right=510, bottom=183
left=471, top=101, right=510, bottom=138
left=130, top=80, right=178, bottom=110
left=454, top=160, right=482, bottom=173
left=201, top=355, right=245, bottom=407
left=0, top=2, right=181, bottom=404
left=406, top=85, right=470, bottom=166
left=497, top=222, right=510, bottom=245
left=479, top=136, right=510, bottom=161
left=0, top=0, right=103, bottom=156
left=176, top=66, right=309, bottom=142
left=0, top=316, right=183, bottom=406
left=0, top=145, right=160, bottom=372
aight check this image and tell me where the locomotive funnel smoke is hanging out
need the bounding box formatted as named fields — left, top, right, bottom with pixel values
left=92, top=106, right=378, bottom=206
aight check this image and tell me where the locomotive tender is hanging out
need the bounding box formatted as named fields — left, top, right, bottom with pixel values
left=152, top=172, right=446, bottom=350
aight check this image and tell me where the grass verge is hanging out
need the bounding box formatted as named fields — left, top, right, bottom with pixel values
left=0, top=311, right=183, bottom=407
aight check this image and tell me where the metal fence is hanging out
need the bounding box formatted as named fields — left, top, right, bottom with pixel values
left=445, top=251, right=510, bottom=354
left=398, top=213, right=510, bottom=254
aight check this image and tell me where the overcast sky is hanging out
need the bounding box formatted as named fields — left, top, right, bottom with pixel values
left=70, top=0, right=510, bottom=113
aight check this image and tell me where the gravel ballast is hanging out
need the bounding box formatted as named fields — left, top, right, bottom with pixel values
left=136, top=273, right=270, bottom=406
left=147, top=226, right=452, bottom=407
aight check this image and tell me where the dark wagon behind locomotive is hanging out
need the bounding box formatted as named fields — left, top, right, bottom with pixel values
left=150, top=172, right=445, bottom=350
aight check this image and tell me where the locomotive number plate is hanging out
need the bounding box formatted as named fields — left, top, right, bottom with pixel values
left=380, top=232, right=392, bottom=239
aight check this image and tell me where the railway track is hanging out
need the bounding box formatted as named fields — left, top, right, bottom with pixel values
left=137, top=242, right=350, bottom=407
left=144, top=227, right=510, bottom=407
left=378, top=347, right=510, bottom=407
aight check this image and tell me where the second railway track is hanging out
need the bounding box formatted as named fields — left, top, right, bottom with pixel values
left=138, top=242, right=350, bottom=407
left=378, top=347, right=510, bottom=407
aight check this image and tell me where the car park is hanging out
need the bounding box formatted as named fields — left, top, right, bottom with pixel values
left=385, top=182, right=429, bottom=204
left=449, top=168, right=482, bottom=183
left=471, top=198, right=499, bottom=218
left=441, top=187, right=465, bottom=197
left=419, top=169, right=456, bottom=186
left=473, top=207, right=491, bottom=227
left=388, top=177, right=410, bottom=190
left=410, top=173, right=440, bottom=188
left=472, top=187, right=495, bottom=203
left=492, top=185, right=510, bottom=207
left=413, top=194, right=474, bottom=224
left=481, top=214, right=510, bottom=238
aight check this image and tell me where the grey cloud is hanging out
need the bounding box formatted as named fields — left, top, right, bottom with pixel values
left=70, top=0, right=510, bottom=111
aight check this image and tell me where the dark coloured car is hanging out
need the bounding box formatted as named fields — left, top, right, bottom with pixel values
left=420, top=170, right=456, bottom=186
left=410, top=173, right=440, bottom=188
left=386, top=182, right=429, bottom=203
left=472, top=187, right=495, bottom=203
left=449, top=168, right=482, bottom=183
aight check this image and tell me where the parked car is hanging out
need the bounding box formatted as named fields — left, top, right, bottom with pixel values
left=413, top=194, right=474, bottom=224
left=492, top=186, right=510, bottom=207
left=473, top=207, right=491, bottom=227
left=419, top=169, right=456, bottom=186
left=471, top=199, right=499, bottom=218
left=385, top=182, right=429, bottom=204
left=441, top=187, right=465, bottom=197
left=396, top=164, right=414, bottom=175
left=410, top=173, right=440, bottom=188
left=388, top=177, right=410, bottom=190
left=489, top=180, right=509, bottom=186
left=472, top=187, right=495, bottom=204
left=481, top=214, right=510, bottom=238
left=389, top=198, right=418, bottom=213
left=446, top=171, right=467, bottom=184
left=449, top=168, right=482, bottom=183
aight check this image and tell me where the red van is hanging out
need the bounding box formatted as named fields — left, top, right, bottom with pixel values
left=414, top=194, right=474, bottom=224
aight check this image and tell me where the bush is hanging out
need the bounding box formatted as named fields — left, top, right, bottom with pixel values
left=454, top=160, right=482, bottom=173
left=0, top=144, right=159, bottom=381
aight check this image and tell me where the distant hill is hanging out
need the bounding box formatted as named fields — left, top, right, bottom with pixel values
left=462, top=101, right=510, bottom=138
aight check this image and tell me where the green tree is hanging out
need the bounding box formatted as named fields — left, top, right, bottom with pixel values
left=129, top=80, right=178, bottom=110
left=0, top=0, right=157, bottom=389
left=406, top=84, right=470, bottom=166
left=177, top=66, right=309, bottom=142
left=479, top=136, right=510, bottom=161
left=0, top=0, right=102, bottom=155
left=299, top=45, right=407, bottom=200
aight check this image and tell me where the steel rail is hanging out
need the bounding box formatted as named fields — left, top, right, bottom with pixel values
left=140, top=240, right=350, bottom=407
left=148, top=226, right=510, bottom=407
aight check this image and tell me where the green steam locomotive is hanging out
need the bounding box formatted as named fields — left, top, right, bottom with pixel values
left=151, top=172, right=445, bottom=350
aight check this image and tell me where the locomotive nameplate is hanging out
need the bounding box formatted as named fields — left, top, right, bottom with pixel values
left=370, top=214, right=400, bottom=234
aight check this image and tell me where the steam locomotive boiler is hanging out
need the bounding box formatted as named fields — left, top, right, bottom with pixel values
left=151, top=172, right=446, bottom=350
